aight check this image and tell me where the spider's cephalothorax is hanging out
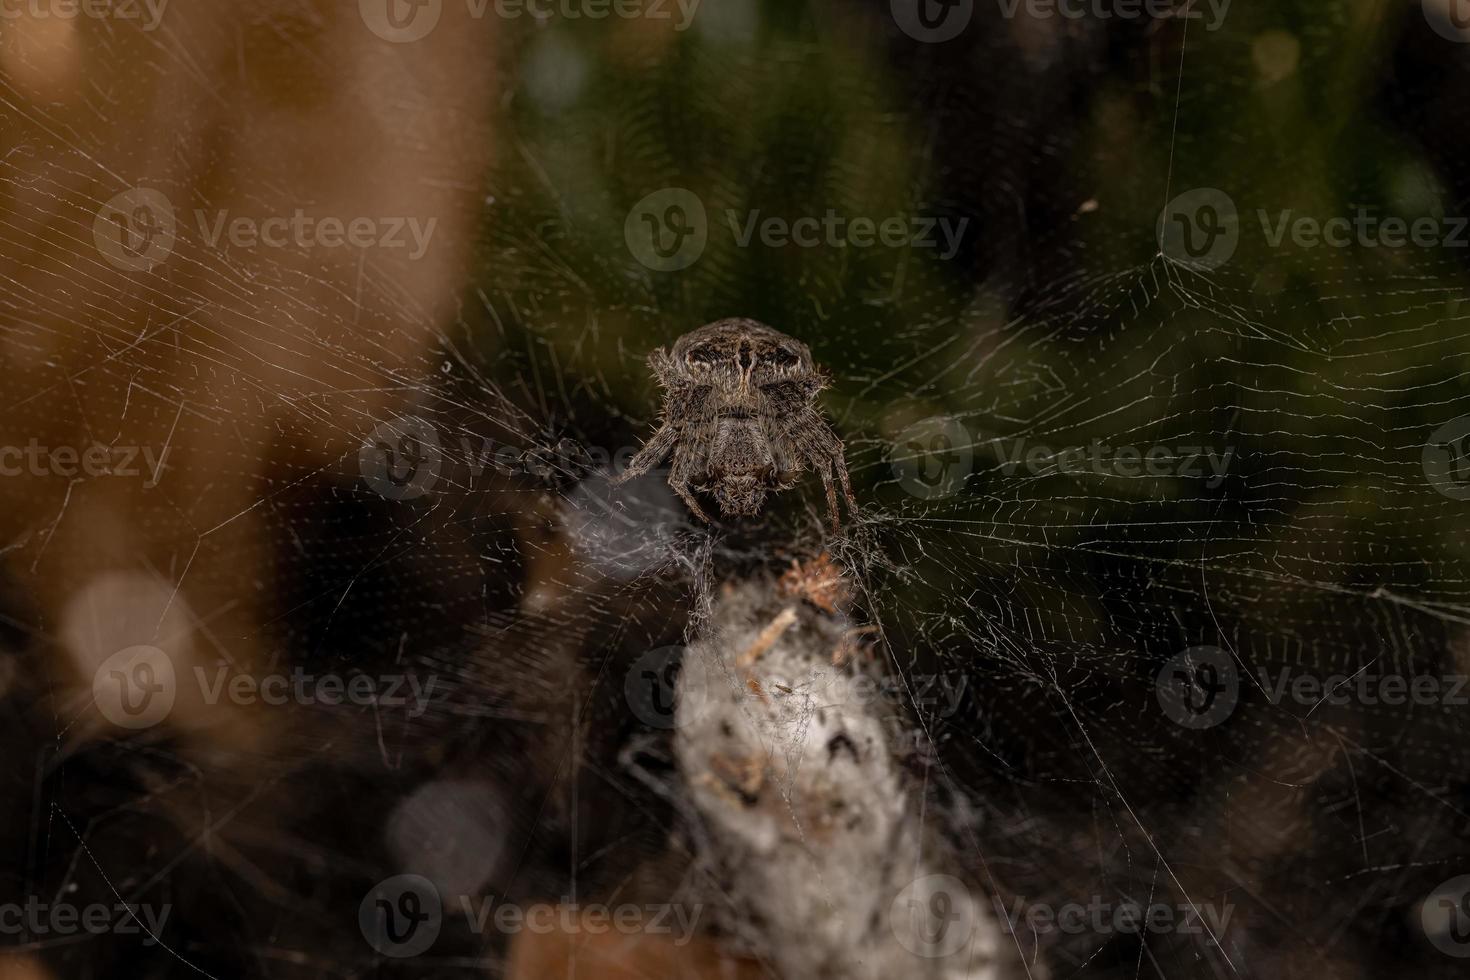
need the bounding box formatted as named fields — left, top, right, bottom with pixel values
left=616, top=318, right=858, bottom=530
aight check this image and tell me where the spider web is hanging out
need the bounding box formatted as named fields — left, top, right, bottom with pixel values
left=2, top=1, right=1470, bottom=978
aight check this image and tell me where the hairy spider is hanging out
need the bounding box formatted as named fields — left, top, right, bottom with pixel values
left=616, top=318, right=858, bottom=530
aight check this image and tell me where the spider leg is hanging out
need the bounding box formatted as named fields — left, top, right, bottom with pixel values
left=831, top=445, right=858, bottom=516
left=816, top=458, right=841, bottom=533
left=785, top=408, right=858, bottom=530
left=668, top=451, right=714, bottom=523
left=671, top=480, right=714, bottom=524
left=613, top=421, right=678, bottom=485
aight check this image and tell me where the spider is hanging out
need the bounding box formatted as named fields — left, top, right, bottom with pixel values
left=615, top=318, right=858, bottom=531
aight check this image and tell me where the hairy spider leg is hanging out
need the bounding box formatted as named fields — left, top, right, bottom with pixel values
left=807, top=410, right=858, bottom=512
left=817, top=457, right=842, bottom=533
left=614, top=420, right=679, bottom=483
left=831, top=441, right=858, bottom=514
left=781, top=408, right=859, bottom=531
left=667, top=445, right=714, bottom=523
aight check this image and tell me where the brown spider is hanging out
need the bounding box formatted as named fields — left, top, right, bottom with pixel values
left=615, top=318, right=858, bottom=531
